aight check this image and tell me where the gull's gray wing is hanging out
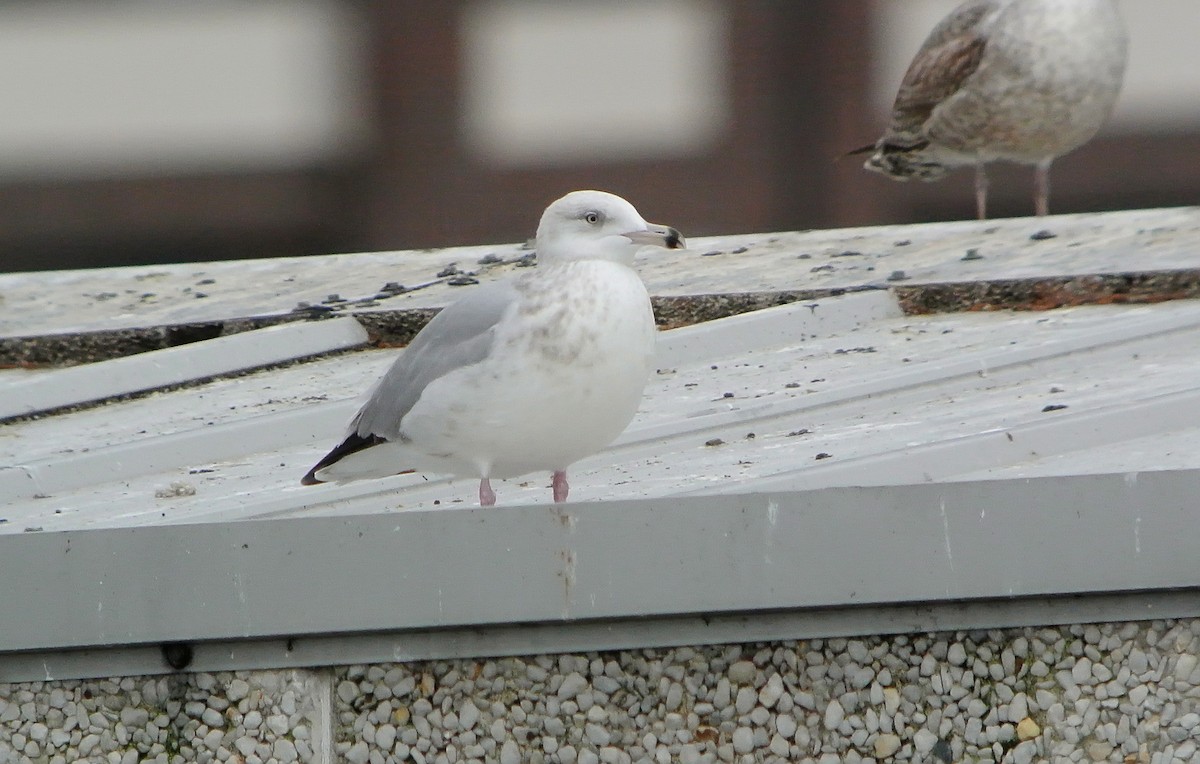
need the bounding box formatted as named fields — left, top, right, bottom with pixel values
left=354, top=279, right=520, bottom=438
left=301, top=279, right=518, bottom=484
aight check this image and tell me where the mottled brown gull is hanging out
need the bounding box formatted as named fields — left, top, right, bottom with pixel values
left=301, top=190, right=684, bottom=506
left=861, top=0, right=1128, bottom=219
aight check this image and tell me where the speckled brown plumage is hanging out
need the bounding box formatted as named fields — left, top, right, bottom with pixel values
left=864, top=0, right=1128, bottom=219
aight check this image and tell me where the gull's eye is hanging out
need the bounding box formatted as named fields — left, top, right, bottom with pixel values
left=583, top=211, right=601, bottom=225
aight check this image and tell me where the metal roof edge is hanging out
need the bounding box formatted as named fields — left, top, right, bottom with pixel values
left=2, top=469, right=1196, bottom=659
left=4, top=590, right=1196, bottom=684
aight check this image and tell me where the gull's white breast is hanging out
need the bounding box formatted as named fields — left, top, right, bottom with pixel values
left=399, top=260, right=656, bottom=479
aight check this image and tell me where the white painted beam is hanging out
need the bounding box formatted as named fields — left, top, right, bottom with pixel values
left=0, top=317, right=368, bottom=420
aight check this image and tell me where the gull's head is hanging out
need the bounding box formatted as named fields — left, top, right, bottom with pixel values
left=535, top=190, right=684, bottom=266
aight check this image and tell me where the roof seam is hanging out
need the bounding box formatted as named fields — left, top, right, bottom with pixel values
left=5, top=270, right=1200, bottom=366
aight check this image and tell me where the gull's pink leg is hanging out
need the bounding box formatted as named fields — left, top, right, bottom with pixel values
left=479, top=478, right=496, bottom=506
left=552, top=470, right=569, bottom=503
left=1034, top=159, right=1052, bottom=217
left=974, top=162, right=989, bottom=221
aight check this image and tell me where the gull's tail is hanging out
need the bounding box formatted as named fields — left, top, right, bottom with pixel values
left=301, top=432, right=390, bottom=485
left=842, top=143, right=877, bottom=158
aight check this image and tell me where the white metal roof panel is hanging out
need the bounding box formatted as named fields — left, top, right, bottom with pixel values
left=0, top=316, right=367, bottom=419
left=5, top=291, right=1200, bottom=531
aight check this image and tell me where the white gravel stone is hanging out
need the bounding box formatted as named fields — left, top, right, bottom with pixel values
left=883, top=687, right=900, bottom=716
left=776, top=713, right=797, bottom=738
left=768, top=729, right=787, bottom=753
left=376, top=723, right=396, bottom=750
left=1129, top=648, right=1149, bottom=673
left=1012, top=740, right=1037, bottom=764
left=665, top=682, right=684, bottom=711
left=1008, top=692, right=1029, bottom=722
left=732, top=726, right=754, bottom=754
left=727, top=661, right=756, bottom=685
left=201, top=707, right=224, bottom=728
left=344, top=740, right=370, bottom=764
left=227, top=679, right=250, bottom=701
left=585, top=723, right=610, bottom=747
left=1175, top=653, right=1198, bottom=681
left=273, top=738, right=298, bottom=763
left=824, top=699, right=845, bottom=730
left=234, top=736, right=257, bottom=757
left=913, top=728, right=938, bottom=754
left=1073, top=658, right=1093, bottom=684
left=558, top=672, right=589, bottom=700
left=734, top=686, right=756, bottom=715
left=711, top=677, right=732, bottom=711
left=459, top=700, right=480, bottom=730
left=919, top=654, right=937, bottom=677
left=874, top=733, right=901, bottom=758
left=757, top=674, right=784, bottom=708
left=1087, top=741, right=1113, bottom=761
left=266, top=713, right=289, bottom=735
left=947, top=643, right=967, bottom=666
left=337, top=681, right=359, bottom=704
left=500, top=740, right=521, bottom=764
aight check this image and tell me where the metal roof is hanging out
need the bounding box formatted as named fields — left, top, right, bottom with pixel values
left=2, top=207, right=1200, bottom=681
left=3, top=205, right=1198, bottom=352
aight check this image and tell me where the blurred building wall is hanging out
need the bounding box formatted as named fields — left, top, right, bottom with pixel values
left=0, top=2, right=366, bottom=180
left=0, top=1, right=1196, bottom=272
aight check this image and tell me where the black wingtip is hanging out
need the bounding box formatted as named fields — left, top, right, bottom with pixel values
left=842, top=143, right=878, bottom=159
left=300, top=433, right=388, bottom=486
left=664, top=227, right=685, bottom=250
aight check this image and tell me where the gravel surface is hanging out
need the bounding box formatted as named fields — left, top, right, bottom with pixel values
left=3, top=619, right=1199, bottom=763
left=0, top=670, right=320, bottom=764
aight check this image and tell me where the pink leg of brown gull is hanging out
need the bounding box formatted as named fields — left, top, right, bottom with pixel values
left=1034, top=159, right=1052, bottom=217
left=974, top=162, right=989, bottom=221
left=479, top=478, right=496, bottom=507
left=552, top=470, right=569, bottom=503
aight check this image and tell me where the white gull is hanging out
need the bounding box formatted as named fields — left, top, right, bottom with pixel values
left=302, top=190, right=684, bottom=506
